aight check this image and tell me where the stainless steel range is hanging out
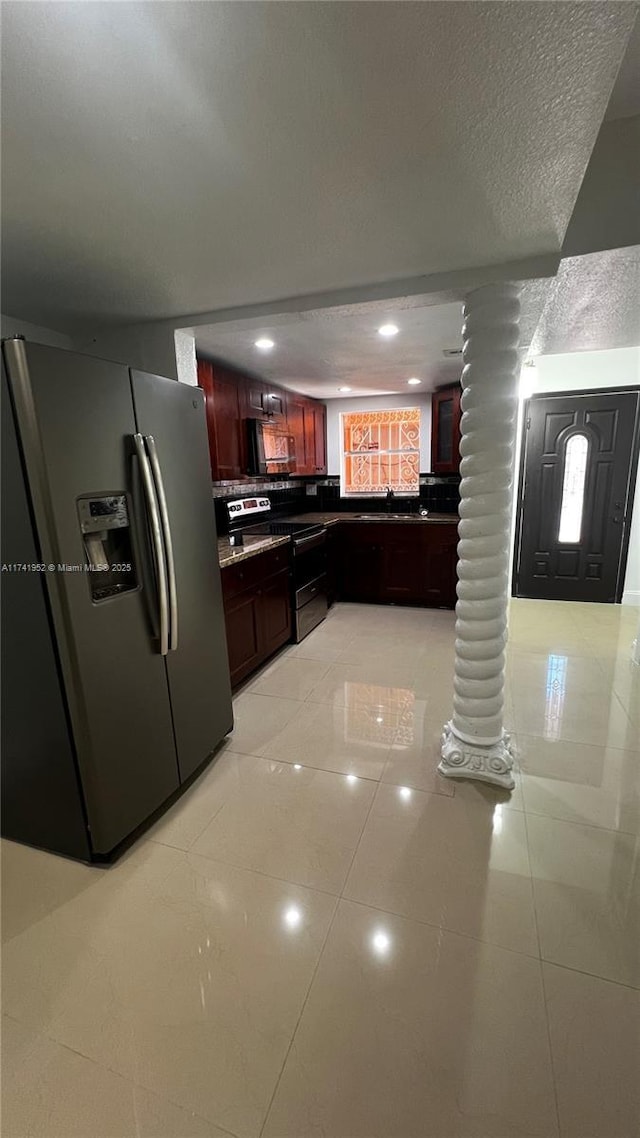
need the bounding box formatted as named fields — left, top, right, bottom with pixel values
left=226, top=497, right=328, bottom=641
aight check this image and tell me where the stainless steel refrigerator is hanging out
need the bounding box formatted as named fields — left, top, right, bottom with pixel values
left=1, top=338, right=233, bottom=860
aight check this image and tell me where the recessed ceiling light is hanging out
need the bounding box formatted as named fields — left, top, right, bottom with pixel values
left=338, top=386, right=352, bottom=393
left=407, top=377, right=421, bottom=386
left=255, top=337, right=274, bottom=351
left=378, top=323, right=399, bottom=338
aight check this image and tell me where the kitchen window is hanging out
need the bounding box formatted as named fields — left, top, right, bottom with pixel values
left=340, top=408, right=420, bottom=496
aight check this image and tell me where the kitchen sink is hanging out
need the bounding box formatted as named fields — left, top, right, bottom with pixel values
left=356, top=513, right=426, bottom=520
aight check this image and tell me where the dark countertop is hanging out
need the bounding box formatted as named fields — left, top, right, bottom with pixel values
left=285, top=511, right=459, bottom=526
left=217, top=512, right=459, bottom=568
left=218, top=533, right=290, bottom=569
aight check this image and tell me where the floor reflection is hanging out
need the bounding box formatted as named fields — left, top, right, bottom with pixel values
left=543, top=653, right=568, bottom=740
left=343, top=682, right=415, bottom=746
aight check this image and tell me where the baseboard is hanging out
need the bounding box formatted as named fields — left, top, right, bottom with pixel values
left=621, top=590, right=640, bottom=606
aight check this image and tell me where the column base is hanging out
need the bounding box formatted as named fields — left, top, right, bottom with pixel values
left=438, top=721, right=515, bottom=791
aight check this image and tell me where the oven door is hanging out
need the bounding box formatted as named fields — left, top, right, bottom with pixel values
left=292, top=530, right=326, bottom=588
left=292, top=530, right=327, bottom=641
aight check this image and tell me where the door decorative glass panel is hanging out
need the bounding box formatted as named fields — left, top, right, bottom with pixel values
left=558, top=433, right=588, bottom=543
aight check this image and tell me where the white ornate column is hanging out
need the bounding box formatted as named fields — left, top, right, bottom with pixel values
left=439, top=282, right=521, bottom=790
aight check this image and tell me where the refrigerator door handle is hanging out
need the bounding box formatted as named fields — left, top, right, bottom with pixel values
left=133, top=433, right=169, bottom=656
left=144, top=435, right=178, bottom=652
left=130, top=452, right=160, bottom=640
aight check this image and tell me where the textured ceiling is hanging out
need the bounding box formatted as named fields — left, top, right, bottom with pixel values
left=194, top=249, right=640, bottom=398
left=1, top=2, right=635, bottom=332
left=531, top=247, right=640, bottom=357
left=605, top=13, right=640, bottom=119
left=194, top=282, right=549, bottom=399
left=195, top=302, right=467, bottom=397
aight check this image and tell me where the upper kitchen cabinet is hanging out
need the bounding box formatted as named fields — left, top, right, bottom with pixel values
left=245, top=378, right=269, bottom=416
left=312, top=402, right=327, bottom=474
left=245, top=379, right=286, bottom=422
left=286, top=393, right=327, bottom=476
left=264, top=388, right=286, bottom=422
left=431, top=383, right=462, bottom=473
left=286, top=392, right=307, bottom=473
left=197, top=358, right=326, bottom=481
left=197, top=360, right=247, bottom=480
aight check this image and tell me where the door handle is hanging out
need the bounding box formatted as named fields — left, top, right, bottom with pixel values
left=145, top=435, right=178, bottom=652
left=131, top=453, right=159, bottom=639
left=133, top=434, right=169, bottom=656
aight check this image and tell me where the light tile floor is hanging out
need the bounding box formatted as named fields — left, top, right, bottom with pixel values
left=2, top=599, right=639, bottom=1138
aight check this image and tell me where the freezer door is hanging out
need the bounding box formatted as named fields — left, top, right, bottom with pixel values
left=3, top=340, right=180, bottom=854
left=130, top=370, right=233, bottom=781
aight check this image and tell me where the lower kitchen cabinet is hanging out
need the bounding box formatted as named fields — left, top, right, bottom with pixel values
left=224, top=590, right=262, bottom=685
left=221, top=545, right=292, bottom=686
left=339, top=526, right=381, bottom=603
left=260, top=570, right=293, bottom=659
left=325, top=526, right=339, bottom=608
left=338, top=522, right=458, bottom=608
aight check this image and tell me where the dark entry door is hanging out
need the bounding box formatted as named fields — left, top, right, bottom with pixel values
left=515, top=390, right=639, bottom=602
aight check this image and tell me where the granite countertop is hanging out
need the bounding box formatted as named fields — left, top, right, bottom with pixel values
left=285, top=511, right=459, bottom=526
left=218, top=513, right=459, bottom=568
left=218, top=533, right=290, bottom=569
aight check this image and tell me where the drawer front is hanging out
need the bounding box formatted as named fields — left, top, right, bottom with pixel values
left=221, top=544, right=290, bottom=601
left=294, top=592, right=328, bottom=643
left=295, top=572, right=326, bottom=610
left=258, top=544, right=291, bottom=582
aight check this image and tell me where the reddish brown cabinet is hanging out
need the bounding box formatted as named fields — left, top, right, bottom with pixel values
left=431, top=384, right=462, bottom=473
left=197, top=360, right=247, bottom=480
left=310, top=402, right=327, bottom=474
left=220, top=544, right=292, bottom=686
left=224, top=590, right=262, bottom=686
left=286, top=392, right=308, bottom=475
left=245, top=380, right=286, bottom=423
left=337, top=522, right=457, bottom=608
left=245, top=378, right=269, bottom=416
left=198, top=359, right=326, bottom=480
left=285, top=392, right=327, bottom=476
left=264, top=388, right=286, bottom=422
left=260, top=570, right=292, bottom=658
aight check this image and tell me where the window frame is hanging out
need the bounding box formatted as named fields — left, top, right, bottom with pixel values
left=339, top=407, right=421, bottom=498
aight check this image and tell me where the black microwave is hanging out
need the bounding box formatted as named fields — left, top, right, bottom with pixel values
left=247, top=418, right=297, bottom=476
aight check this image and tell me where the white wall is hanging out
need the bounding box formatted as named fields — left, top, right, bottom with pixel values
left=1, top=313, right=74, bottom=350
left=562, top=115, right=640, bottom=257
left=75, top=320, right=180, bottom=378
left=518, top=347, right=640, bottom=605
left=2, top=313, right=194, bottom=384
left=324, top=392, right=433, bottom=476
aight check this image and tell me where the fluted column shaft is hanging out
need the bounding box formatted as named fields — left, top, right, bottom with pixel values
left=439, top=282, right=521, bottom=790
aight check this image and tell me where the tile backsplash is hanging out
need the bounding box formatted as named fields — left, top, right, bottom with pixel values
left=212, top=474, right=460, bottom=533
left=308, top=475, right=461, bottom=516
left=214, top=481, right=308, bottom=534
